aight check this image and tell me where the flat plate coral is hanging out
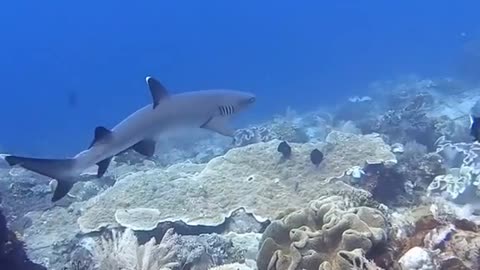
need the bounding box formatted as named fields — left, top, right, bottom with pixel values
left=77, top=131, right=396, bottom=233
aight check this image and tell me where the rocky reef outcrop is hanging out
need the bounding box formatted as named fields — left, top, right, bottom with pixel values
left=0, top=209, right=46, bottom=270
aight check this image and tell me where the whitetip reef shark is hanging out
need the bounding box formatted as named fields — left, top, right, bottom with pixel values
left=4, top=76, right=256, bottom=202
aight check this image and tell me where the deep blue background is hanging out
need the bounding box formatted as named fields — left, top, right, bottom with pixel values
left=0, top=0, right=479, bottom=155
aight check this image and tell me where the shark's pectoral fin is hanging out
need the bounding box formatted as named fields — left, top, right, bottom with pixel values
left=201, top=117, right=235, bottom=137
left=132, top=139, right=156, bottom=157
left=89, top=126, right=113, bottom=148
left=96, top=157, right=113, bottom=178
left=52, top=179, right=74, bottom=202
left=145, top=76, right=169, bottom=109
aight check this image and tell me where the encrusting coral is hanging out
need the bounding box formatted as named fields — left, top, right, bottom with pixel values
left=77, top=131, right=396, bottom=233
left=256, top=195, right=388, bottom=270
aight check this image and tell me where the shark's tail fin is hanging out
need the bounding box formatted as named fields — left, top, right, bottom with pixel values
left=4, top=155, right=76, bottom=202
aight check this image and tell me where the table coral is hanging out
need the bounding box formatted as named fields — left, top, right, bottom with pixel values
left=77, top=131, right=396, bottom=234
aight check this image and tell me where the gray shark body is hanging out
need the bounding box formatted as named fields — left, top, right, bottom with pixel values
left=5, top=76, right=256, bottom=202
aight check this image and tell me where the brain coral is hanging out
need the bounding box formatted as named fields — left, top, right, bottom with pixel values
left=256, top=196, right=387, bottom=270
left=77, top=131, right=396, bottom=233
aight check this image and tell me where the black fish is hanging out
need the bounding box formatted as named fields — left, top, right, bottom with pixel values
left=310, top=149, right=323, bottom=166
left=277, top=141, right=292, bottom=159
left=470, top=115, right=480, bottom=142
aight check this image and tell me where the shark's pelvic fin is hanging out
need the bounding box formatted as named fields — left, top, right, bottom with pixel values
left=96, top=157, right=113, bottom=177
left=52, top=180, right=74, bottom=202
left=132, top=139, right=156, bottom=157
left=89, top=126, right=113, bottom=148
left=145, top=76, right=169, bottom=109
left=201, top=117, right=234, bottom=137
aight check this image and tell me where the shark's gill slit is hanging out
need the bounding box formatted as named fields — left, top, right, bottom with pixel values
left=219, top=106, right=226, bottom=115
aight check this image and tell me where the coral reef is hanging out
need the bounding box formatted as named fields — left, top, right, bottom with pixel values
left=5, top=76, right=480, bottom=270
left=0, top=209, right=46, bottom=270
left=427, top=136, right=480, bottom=200
left=389, top=196, right=480, bottom=270
left=233, top=117, right=310, bottom=148
left=256, top=195, right=388, bottom=270
left=76, top=131, right=395, bottom=233
left=0, top=168, right=53, bottom=226
left=91, top=227, right=180, bottom=270
left=366, top=92, right=439, bottom=149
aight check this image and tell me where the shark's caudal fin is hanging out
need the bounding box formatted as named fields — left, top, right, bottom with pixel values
left=4, top=156, right=76, bottom=202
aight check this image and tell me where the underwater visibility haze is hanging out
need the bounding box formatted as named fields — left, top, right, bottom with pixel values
left=2, top=1, right=480, bottom=270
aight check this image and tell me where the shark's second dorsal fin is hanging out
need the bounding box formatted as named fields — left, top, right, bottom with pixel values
left=89, top=126, right=113, bottom=149
left=145, top=76, right=169, bottom=109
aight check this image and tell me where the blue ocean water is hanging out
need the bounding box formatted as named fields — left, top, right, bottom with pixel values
left=0, top=0, right=478, bottom=156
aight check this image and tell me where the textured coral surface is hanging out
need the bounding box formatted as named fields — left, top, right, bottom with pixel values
left=256, top=196, right=387, bottom=270
left=77, top=131, right=396, bottom=233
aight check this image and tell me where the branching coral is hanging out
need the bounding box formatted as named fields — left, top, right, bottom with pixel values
left=256, top=196, right=388, bottom=270
left=92, top=228, right=180, bottom=270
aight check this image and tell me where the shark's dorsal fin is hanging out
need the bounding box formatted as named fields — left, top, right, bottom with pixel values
left=89, top=126, right=113, bottom=149
left=201, top=117, right=235, bottom=137
left=132, top=139, right=156, bottom=157
left=146, top=76, right=169, bottom=109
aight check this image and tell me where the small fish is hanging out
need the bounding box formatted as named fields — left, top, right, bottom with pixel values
left=310, top=149, right=324, bottom=166
left=470, top=115, right=480, bottom=142
left=277, top=141, right=291, bottom=159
